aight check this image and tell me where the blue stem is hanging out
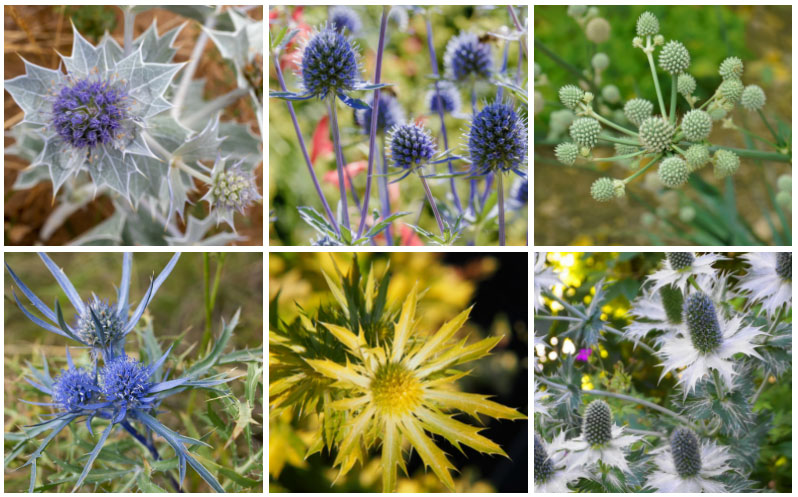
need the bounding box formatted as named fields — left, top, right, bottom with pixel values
left=469, top=80, right=478, bottom=215
left=377, top=136, right=393, bottom=245
left=497, top=173, right=505, bottom=245
left=121, top=420, right=182, bottom=492
left=418, top=172, right=445, bottom=235
left=327, top=96, right=351, bottom=230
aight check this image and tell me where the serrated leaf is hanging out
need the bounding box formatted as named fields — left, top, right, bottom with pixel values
left=35, top=136, right=84, bottom=195
left=61, top=24, right=109, bottom=78
left=424, top=389, right=526, bottom=420
left=113, top=47, right=183, bottom=119
left=399, top=417, right=456, bottom=491
left=172, top=114, right=224, bottom=162
left=416, top=406, right=507, bottom=457
left=87, top=143, right=141, bottom=197
left=406, top=306, right=472, bottom=370
left=5, top=59, right=65, bottom=125
left=304, top=358, right=370, bottom=389
left=164, top=214, right=245, bottom=246
left=134, top=21, right=183, bottom=63
left=332, top=405, right=375, bottom=467
left=381, top=418, right=403, bottom=492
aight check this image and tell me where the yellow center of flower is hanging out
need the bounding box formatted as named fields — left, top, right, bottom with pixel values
left=371, top=362, right=422, bottom=417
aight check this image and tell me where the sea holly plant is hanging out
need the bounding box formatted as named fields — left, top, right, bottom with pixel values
left=5, top=253, right=263, bottom=492
left=534, top=252, right=792, bottom=492
left=5, top=7, right=263, bottom=245
left=270, top=256, right=527, bottom=491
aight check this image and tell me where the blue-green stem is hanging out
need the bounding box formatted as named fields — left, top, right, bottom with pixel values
left=687, top=274, right=703, bottom=293
left=468, top=77, right=478, bottom=215
left=598, top=134, right=640, bottom=146
left=644, top=42, right=667, bottom=117
left=713, top=369, right=725, bottom=400
left=497, top=173, right=505, bottom=245
left=327, top=96, right=351, bottom=230
left=418, top=172, right=445, bottom=235
left=708, top=145, right=791, bottom=162
left=377, top=137, right=393, bottom=245
left=588, top=108, right=638, bottom=137
left=669, top=74, right=677, bottom=124
left=593, top=150, right=647, bottom=162
left=123, top=8, right=134, bottom=56
left=757, top=109, right=782, bottom=144
left=201, top=253, right=225, bottom=352
left=623, top=153, right=662, bottom=185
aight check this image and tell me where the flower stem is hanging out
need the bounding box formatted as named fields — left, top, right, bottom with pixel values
left=589, top=108, right=638, bottom=137
left=142, top=131, right=213, bottom=184
left=735, top=126, right=779, bottom=149
left=173, top=9, right=218, bottom=120
left=713, top=369, right=725, bottom=400
left=645, top=44, right=667, bottom=117
left=751, top=374, right=769, bottom=404
left=707, top=145, right=791, bottom=162
left=123, top=8, right=135, bottom=57
left=271, top=53, right=339, bottom=236
left=418, top=172, right=445, bottom=235
left=534, top=38, right=599, bottom=95
left=327, top=96, right=351, bottom=231
left=591, top=150, right=647, bottom=162
left=598, top=134, right=640, bottom=146
left=469, top=77, right=478, bottom=215
left=757, top=108, right=781, bottom=144
left=356, top=7, right=389, bottom=240
left=622, top=154, right=662, bottom=185
left=377, top=137, right=393, bottom=245
left=533, top=314, right=583, bottom=323
left=121, top=421, right=181, bottom=492
left=506, top=6, right=528, bottom=60
left=687, top=275, right=703, bottom=293
left=669, top=74, right=677, bottom=124
left=497, top=173, right=505, bottom=245
left=625, top=428, right=666, bottom=438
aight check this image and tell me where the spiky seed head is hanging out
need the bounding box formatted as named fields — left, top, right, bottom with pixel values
left=207, top=161, right=261, bottom=217
left=371, top=362, right=422, bottom=416
left=712, top=149, right=740, bottom=179
left=671, top=428, right=702, bottom=478
left=684, top=292, right=723, bottom=354
left=569, top=117, right=602, bottom=149
left=639, top=116, right=674, bottom=153
left=741, top=85, right=766, bottom=111
left=75, top=297, right=125, bottom=348
left=592, top=52, right=610, bottom=71
left=389, top=122, right=436, bottom=170
left=555, top=142, right=579, bottom=166
left=355, top=92, right=406, bottom=133
left=535, top=434, right=555, bottom=484
left=659, top=40, right=690, bottom=75
left=667, top=252, right=695, bottom=271
left=585, top=17, right=611, bottom=44
left=590, top=177, right=615, bottom=202
left=624, top=98, right=654, bottom=127
left=719, top=56, right=744, bottom=80
left=301, top=25, right=360, bottom=99
left=719, top=78, right=744, bottom=103
left=425, top=81, right=461, bottom=115
left=636, top=11, right=660, bottom=36
left=53, top=366, right=98, bottom=412
left=681, top=110, right=713, bottom=142
left=658, top=156, right=689, bottom=188
left=677, top=73, right=697, bottom=97
left=567, top=5, right=588, bottom=18
left=583, top=400, right=613, bottom=446
left=602, top=85, right=621, bottom=103
left=776, top=253, right=791, bottom=281
left=777, top=174, right=792, bottom=192
left=100, top=355, right=152, bottom=407
left=467, top=102, right=528, bottom=174
left=444, top=32, right=493, bottom=81
left=684, top=144, right=710, bottom=172
left=329, top=6, right=362, bottom=35
left=659, top=285, right=684, bottom=324
left=559, top=84, right=585, bottom=110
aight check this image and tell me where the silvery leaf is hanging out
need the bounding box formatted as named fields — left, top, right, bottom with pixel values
left=101, top=32, right=125, bottom=65
left=70, top=210, right=126, bottom=245
left=162, top=6, right=218, bottom=23
left=134, top=21, right=183, bottom=63
left=61, top=24, right=109, bottom=78
left=87, top=143, right=142, bottom=196
left=165, top=214, right=244, bottom=246
left=203, top=11, right=262, bottom=89
left=172, top=114, right=223, bottom=163
left=114, top=47, right=184, bottom=119
left=219, top=121, right=260, bottom=170
left=5, top=59, right=64, bottom=125
left=166, top=167, right=194, bottom=222
left=13, top=164, right=51, bottom=190
left=127, top=156, right=168, bottom=208
left=146, top=114, right=192, bottom=151
left=35, top=136, right=84, bottom=194
left=6, top=123, right=45, bottom=163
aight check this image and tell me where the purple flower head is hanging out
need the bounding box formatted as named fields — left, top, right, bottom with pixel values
left=52, top=77, right=130, bottom=150
left=300, top=23, right=361, bottom=99
left=426, top=81, right=461, bottom=114
left=444, top=32, right=493, bottom=81
left=329, top=6, right=362, bottom=35
left=575, top=348, right=592, bottom=362
left=509, top=177, right=528, bottom=209
left=354, top=92, right=406, bottom=134
left=203, top=156, right=262, bottom=228
left=100, top=355, right=153, bottom=410
left=53, top=366, right=98, bottom=412
left=467, top=101, right=528, bottom=175
left=388, top=122, right=437, bottom=170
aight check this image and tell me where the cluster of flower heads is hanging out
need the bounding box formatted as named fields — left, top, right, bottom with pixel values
left=550, top=11, right=769, bottom=202
left=6, top=254, right=235, bottom=492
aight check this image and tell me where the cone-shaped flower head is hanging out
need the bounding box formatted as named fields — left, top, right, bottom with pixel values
left=639, top=116, right=674, bottom=152
left=776, top=252, right=791, bottom=280
left=684, top=292, right=723, bottom=354
left=719, top=78, right=744, bottom=103
left=355, top=92, right=405, bottom=134
left=667, top=252, right=695, bottom=271
left=659, top=40, right=690, bottom=74
left=636, top=11, right=660, bottom=36
left=741, top=84, right=766, bottom=111
left=203, top=156, right=262, bottom=228
left=658, top=156, right=689, bottom=188
left=624, top=98, right=654, bottom=127
left=74, top=296, right=126, bottom=349
left=712, top=149, right=740, bottom=179
left=677, top=74, right=696, bottom=97
left=718, top=56, right=743, bottom=80
left=583, top=400, right=613, bottom=446
left=100, top=355, right=153, bottom=410
left=535, top=433, right=555, bottom=484
left=301, top=24, right=361, bottom=99
left=685, top=144, right=710, bottom=172
left=467, top=102, right=527, bottom=174
left=53, top=366, right=98, bottom=412
left=426, top=81, right=461, bottom=114
left=444, top=32, right=493, bottom=81
left=659, top=285, right=684, bottom=324
left=559, top=84, right=585, bottom=110
left=389, top=122, right=436, bottom=169
left=681, top=109, right=712, bottom=142
left=570, top=117, right=602, bottom=149
left=510, top=177, right=528, bottom=208
left=555, top=142, right=579, bottom=166
left=329, top=6, right=362, bottom=35
left=53, top=78, right=131, bottom=150
left=670, top=428, right=702, bottom=478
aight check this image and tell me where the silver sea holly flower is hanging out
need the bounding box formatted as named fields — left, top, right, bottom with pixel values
left=201, top=155, right=262, bottom=229
left=535, top=431, right=590, bottom=492
left=647, top=252, right=724, bottom=294
left=646, top=427, right=734, bottom=492
left=4, top=25, right=183, bottom=196
left=737, top=253, right=792, bottom=317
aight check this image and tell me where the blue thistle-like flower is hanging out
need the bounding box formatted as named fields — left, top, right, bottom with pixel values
left=53, top=365, right=98, bottom=412
left=354, top=92, right=406, bottom=134
left=300, top=23, right=361, bottom=100
left=329, top=6, right=362, bottom=35
left=444, top=32, right=493, bottom=81
left=534, top=433, right=554, bottom=484
left=509, top=177, right=528, bottom=209
left=388, top=122, right=437, bottom=170
left=684, top=292, right=723, bottom=354
left=670, top=427, right=702, bottom=477
left=74, top=296, right=126, bottom=349
left=666, top=252, right=695, bottom=271
left=467, top=102, right=528, bottom=175
left=100, top=355, right=154, bottom=412
left=202, top=156, right=262, bottom=229
left=52, top=77, right=131, bottom=150
left=426, top=82, right=461, bottom=114
left=583, top=399, right=613, bottom=446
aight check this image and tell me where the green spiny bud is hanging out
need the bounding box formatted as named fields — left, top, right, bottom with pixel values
left=555, top=142, right=580, bottom=166
left=659, top=285, right=684, bottom=324
left=670, top=428, right=702, bottom=478
left=658, top=156, right=689, bottom=188
left=586, top=17, right=611, bottom=44
left=549, top=109, right=576, bottom=135
left=677, top=73, right=696, bottom=97
left=659, top=40, right=690, bottom=75
left=718, top=56, right=744, bottom=80
left=583, top=400, right=613, bottom=446
left=681, top=109, right=713, bottom=142
left=667, top=252, right=695, bottom=271
left=684, top=292, right=723, bottom=354
left=639, top=116, right=674, bottom=152
left=776, top=253, right=791, bottom=281
left=602, top=84, right=621, bottom=103
left=719, top=78, right=744, bottom=104
left=712, top=149, right=740, bottom=179
left=570, top=117, right=602, bottom=149
left=534, top=434, right=555, bottom=484
left=741, top=84, right=766, bottom=111
left=624, top=98, right=654, bottom=127
left=592, top=52, right=610, bottom=71
left=590, top=177, right=616, bottom=202
left=559, top=84, right=585, bottom=110
left=636, top=11, right=659, bottom=36
left=684, top=144, right=710, bottom=172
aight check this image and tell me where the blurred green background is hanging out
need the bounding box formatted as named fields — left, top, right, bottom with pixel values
left=269, top=6, right=528, bottom=245
left=534, top=6, right=791, bottom=245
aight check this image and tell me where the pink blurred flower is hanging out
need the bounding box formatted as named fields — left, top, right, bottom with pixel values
left=575, top=348, right=592, bottom=362
left=323, top=161, right=367, bottom=189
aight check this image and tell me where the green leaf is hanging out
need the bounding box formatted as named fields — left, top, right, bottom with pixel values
left=138, top=472, right=168, bottom=492
left=186, top=309, right=240, bottom=376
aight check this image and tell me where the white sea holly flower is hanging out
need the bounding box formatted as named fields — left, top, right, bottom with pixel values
left=646, top=427, right=733, bottom=492
left=534, top=253, right=560, bottom=311
left=648, top=252, right=724, bottom=294
left=533, top=377, right=551, bottom=419
left=535, top=431, right=590, bottom=492
left=657, top=291, right=767, bottom=399
left=562, top=400, right=642, bottom=474
left=737, top=252, right=792, bottom=318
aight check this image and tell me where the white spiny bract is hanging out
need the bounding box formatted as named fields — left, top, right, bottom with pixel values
left=5, top=9, right=263, bottom=245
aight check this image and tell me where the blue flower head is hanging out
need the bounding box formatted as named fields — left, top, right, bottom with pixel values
left=509, top=177, right=528, bottom=209
left=329, top=6, right=362, bottom=35
left=52, top=76, right=131, bottom=150
left=426, top=82, right=461, bottom=114
left=53, top=365, right=98, bottom=412
left=75, top=296, right=126, bottom=349
left=467, top=101, right=528, bottom=175
left=100, top=355, right=154, bottom=411
left=300, top=23, right=361, bottom=100
left=444, top=32, right=493, bottom=81
left=354, top=92, right=406, bottom=134
left=388, top=122, right=437, bottom=170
